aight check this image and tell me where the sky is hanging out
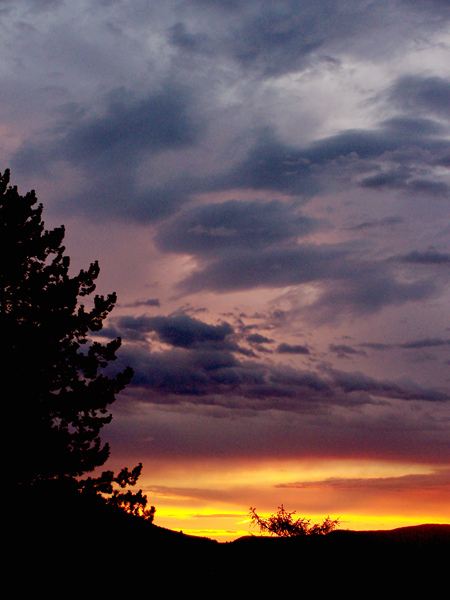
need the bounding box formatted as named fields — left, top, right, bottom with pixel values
left=1, top=0, right=449, bottom=539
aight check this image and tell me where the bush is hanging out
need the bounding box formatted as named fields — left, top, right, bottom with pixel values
left=249, top=505, right=339, bottom=537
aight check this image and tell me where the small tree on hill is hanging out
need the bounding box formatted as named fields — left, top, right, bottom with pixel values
left=1, top=169, right=151, bottom=517
left=249, top=505, right=339, bottom=537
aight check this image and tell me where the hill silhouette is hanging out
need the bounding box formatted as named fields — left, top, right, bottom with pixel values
left=11, top=488, right=448, bottom=594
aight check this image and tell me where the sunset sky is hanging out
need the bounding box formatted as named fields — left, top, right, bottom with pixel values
left=1, top=0, right=449, bottom=539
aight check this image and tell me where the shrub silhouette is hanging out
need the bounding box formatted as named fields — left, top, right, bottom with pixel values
left=249, top=505, right=339, bottom=537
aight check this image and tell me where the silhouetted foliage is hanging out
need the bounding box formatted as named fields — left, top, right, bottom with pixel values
left=80, top=463, right=156, bottom=521
left=1, top=169, right=142, bottom=503
left=249, top=505, right=339, bottom=537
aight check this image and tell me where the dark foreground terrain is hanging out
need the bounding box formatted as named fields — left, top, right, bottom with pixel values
left=12, top=488, right=449, bottom=594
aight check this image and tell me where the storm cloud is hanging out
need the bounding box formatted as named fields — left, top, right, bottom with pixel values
left=2, top=0, right=449, bottom=534
left=105, top=312, right=450, bottom=410
left=104, top=313, right=234, bottom=348
left=156, top=198, right=320, bottom=255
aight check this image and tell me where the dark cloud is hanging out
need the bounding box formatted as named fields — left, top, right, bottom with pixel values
left=360, top=343, right=392, bottom=352
left=11, top=74, right=449, bottom=226
left=191, top=0, right=243, bottom=9
left=14, top=87, right=198, bottom=171
left=115, top=342, right=269, bottom=400
left=361, top=338, right=450, bottom=352
left=402, top=0, right=450, bottom=12
left=407, top=179, right=449, bottom=197
left=11, top=86, right=201, bottom=220
left=206, top=1, right=450, bottom=78
left=388, top=75, right=450, bottom=118
left=105, top=313, right=234, bottom=348
left=172, top=2, right=352, bottom=77
left=307, top=124, right=445, bottom=162
left=168, top=22, right=211, bottom=54
left=328, top=367, right=449, bottom=403
left=223, top=130, right=406, bottom=196
left=176, top=243, right=350, bottom=293
left=434, top=151, right=450, bottom=168
left=399, top=338, right=450, bottom=350
left=156, top=1, right=450, bottom=86
left=380, top=116, right=448, bottom=136
left=396, top=250, right=450, bottom=265
left=156, top=198, right=320, bottom=256
left=360, top=172, right=404, bottom=189
left=360, top=171, right=449, bottom=196
left=329, top=344, right=366, bottom=358
left=13, top=0, right=63, bottom=11
left=122, top=186, right=195, bottom=223
left=247, top=333, right=273, bottom=345
left=227, top=11, right=323, bottom=77
left=214, top=136, right=318, bottom=196
left=119, top=299, right=160, bottom=308
left=174, top=241, right=436, bottom=322
left=111, top=338, right=450, bottom=409
left=277, top=343, right=310, bottom=355
left=216, top=120, right=450, bottom=201
left=104, top=311, right=450, bottom=409
left=347, top=216, right=403, bottom=231
left=304, top=270, right=435, bottom=323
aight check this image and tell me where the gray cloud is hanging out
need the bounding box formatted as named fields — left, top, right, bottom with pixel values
left=111, top=337, right=450, bottom=409
left=399, top=338, right=450, bottom=350
left=173, top=241, right=437, bottom=322
left=9, top=43, right=450, bottom=226
left=105, top=313, right=234, bottom=348
left=119, top=299, right=161, bottom=308
left=329, top=344, right=367, bottom=358
left=305, top=274, right=435, bottom=323
left=388, top=75, right=450, bottom=119
left=104, top=312, right=450, bottom=409
left=7, top=0, right=63, bottom=11
left=168, top=22, right=212, bottom=54
left=211, top=119, right=450, bottom=202
left=361, top=338, right=450, bottom=351
left=178, top=1, right=450, bottom=78
left=396, top=250, right=450, bottom=265
left=247, top=333, right=273, bottom=345
left=156, top=198, right=320, bottom=256
left=327, top=367, right=449, bottom=403
left=381, top=116, right=448, bottom=136
left=277, top=343, right=310, bottom=355
left=360, top=343, right=392, bottom=352
left=11, top=86, right=201, bottom=220
left=176, top=243, right=350, bottom=293
left=14, top=87, right=198, bottom=171
left=347, top=216, right=403, bottom=231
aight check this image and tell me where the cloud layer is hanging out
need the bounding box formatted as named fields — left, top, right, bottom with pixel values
left=1, top=0, right=449, bottom=530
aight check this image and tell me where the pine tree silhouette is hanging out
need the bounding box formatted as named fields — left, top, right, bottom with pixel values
left=1, top=168, right=133, bottom=487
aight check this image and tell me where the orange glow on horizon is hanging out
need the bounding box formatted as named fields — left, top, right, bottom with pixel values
left=152, top=509, right=449, bottom=543
left=132, top=457, right=449, bottom=542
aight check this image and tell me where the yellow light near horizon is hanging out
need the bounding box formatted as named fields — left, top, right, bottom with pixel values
left=153, top=510, right=448, bottom=542
left=137, top=457, right=448, bottom=542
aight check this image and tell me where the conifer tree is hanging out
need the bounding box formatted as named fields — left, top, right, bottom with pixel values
left=1, top=169, right=134, bottom=487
